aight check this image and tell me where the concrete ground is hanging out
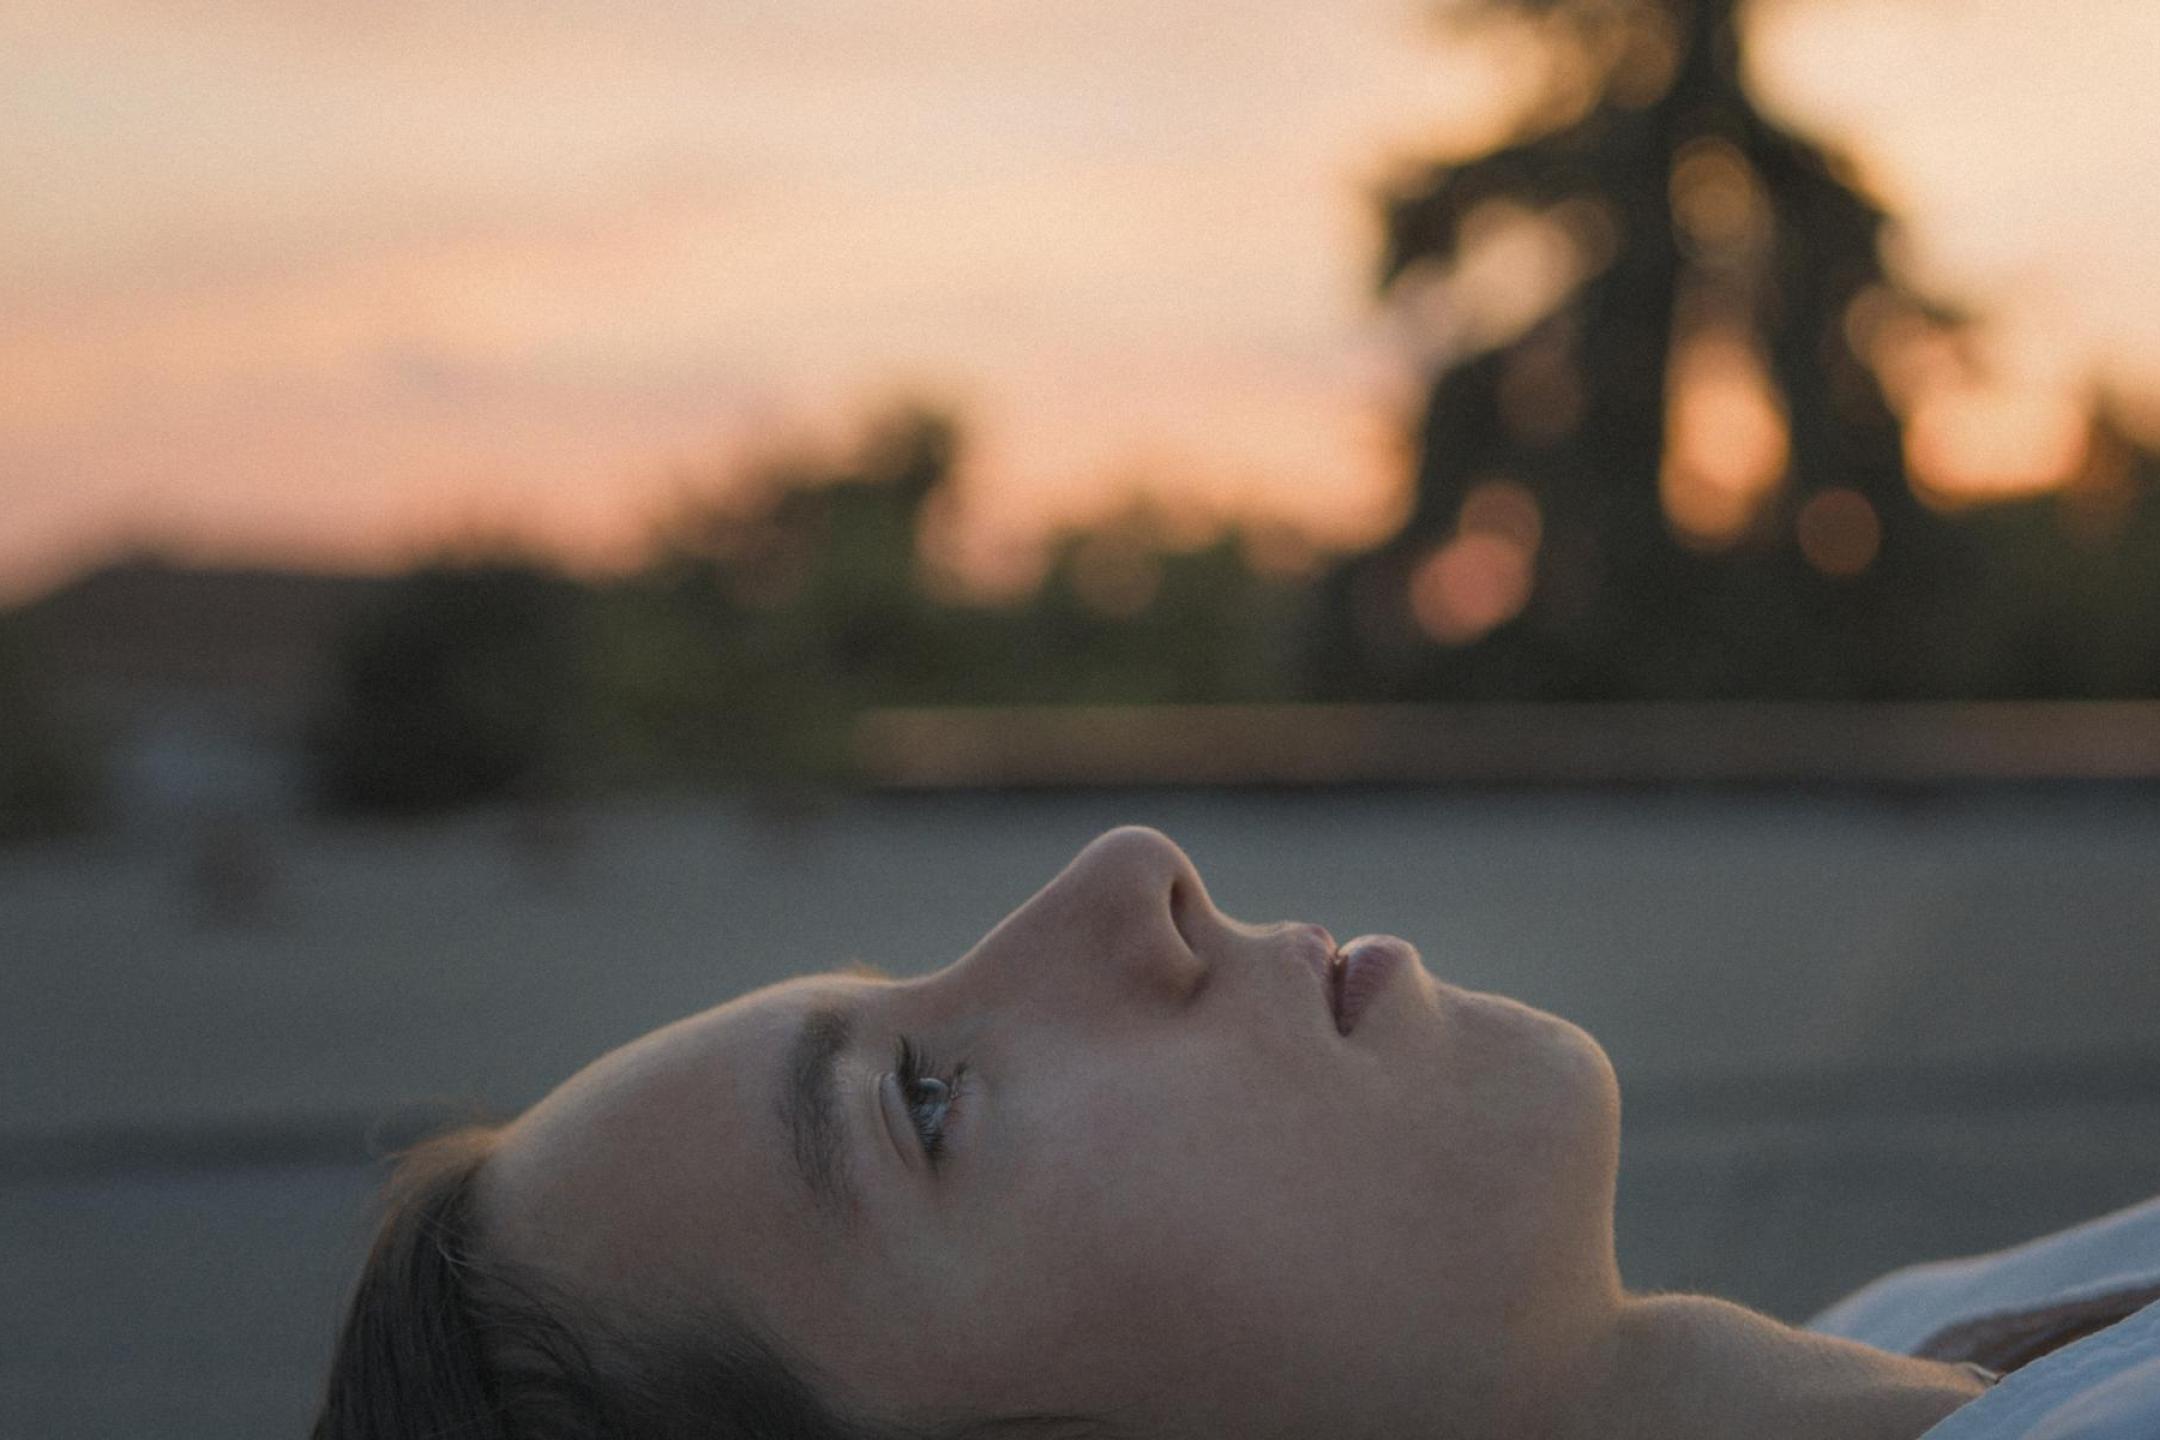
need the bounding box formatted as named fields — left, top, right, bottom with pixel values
left=6, top=788, right=2160, bottom=1436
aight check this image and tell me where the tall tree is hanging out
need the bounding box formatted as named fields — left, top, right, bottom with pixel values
left=1316, top=0, right=1977, bottom=699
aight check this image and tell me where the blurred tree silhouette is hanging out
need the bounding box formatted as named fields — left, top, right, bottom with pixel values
left=308, top=560, right=597, bottom=812
left=0, top=618, right=102, bottom=839
left=604, top=406, right=961, bottom=786
left=1315, top=0, right=1992, bottom=699
left=603, top=406, right=1301, bottom=788
left=1955, top=406, right=2160, bottom=698
left=1026, top=501, right=1303, bottom=704
left=315, top=404, right=1298, bottom=811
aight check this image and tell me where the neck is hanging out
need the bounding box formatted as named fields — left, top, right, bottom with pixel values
left=1542, top=1293, right=1989, bottom=1440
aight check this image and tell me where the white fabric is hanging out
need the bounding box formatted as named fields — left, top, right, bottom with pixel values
left=1806, top=1194, right=2160, bottom=1439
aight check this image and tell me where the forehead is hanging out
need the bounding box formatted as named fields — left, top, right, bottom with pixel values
left=481, top=978, right=852, bottom=1306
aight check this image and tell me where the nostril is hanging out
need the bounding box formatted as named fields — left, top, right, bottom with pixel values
left=1167, top=876, right=1197, bottom=955
left=1163, top=884, right=1213, bottom=1003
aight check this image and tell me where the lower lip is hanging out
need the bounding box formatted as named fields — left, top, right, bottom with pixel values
left=1333, top=934, right=1418, bottom=1036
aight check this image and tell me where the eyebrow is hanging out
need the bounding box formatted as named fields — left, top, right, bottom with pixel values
left=780, top=1003, right=861, bottom=1220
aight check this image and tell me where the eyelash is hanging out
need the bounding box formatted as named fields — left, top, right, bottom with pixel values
left=893, top=1035, right=967, bottom=1168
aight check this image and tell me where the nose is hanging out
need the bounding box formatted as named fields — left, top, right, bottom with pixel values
left=956, top=826, right=1212, bottom=1012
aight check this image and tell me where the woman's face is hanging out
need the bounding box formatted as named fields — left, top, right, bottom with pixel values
left=484, top=827, right=1623, bottom=1438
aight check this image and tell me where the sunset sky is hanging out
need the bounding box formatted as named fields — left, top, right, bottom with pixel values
left=5, top=0, right=2158, bottom=601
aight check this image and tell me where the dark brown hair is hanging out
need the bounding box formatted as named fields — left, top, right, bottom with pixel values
left=312, top=1125, right=1115, bottom=1440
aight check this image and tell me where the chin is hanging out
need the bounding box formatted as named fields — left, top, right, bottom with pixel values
left=1412, top=990, right=1624, bottom=1315
left=1540, top=1011, right=1624, bottom=1217
left=1498, top=1000, right=1625, bottom=1276
left=1465, top=989, right=1623, bottom=1163
left=1553, top=1012, right=1622, bottom=1128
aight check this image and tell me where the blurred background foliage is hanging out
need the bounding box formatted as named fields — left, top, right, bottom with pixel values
left=0, top=618, right=105, bottom=840
left=304, top=407, right=1310, bottom=808
left=1312, top=0, right=2160, bottom=701
left=307, top=561, right=599, bottom=813
left=290, top=0, right=2160, bottom=813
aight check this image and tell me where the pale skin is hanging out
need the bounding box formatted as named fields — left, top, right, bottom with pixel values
left=481, top=826, right=1989, bottom=1440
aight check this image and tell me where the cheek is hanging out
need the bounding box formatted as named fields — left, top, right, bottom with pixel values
left=930, top=1059, right=1366, bottom=1415
left=891, top=1016, right=1618, bottom=1425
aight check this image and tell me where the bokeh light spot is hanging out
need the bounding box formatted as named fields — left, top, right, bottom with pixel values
left=1906, top=384, right=2089, bottom=505
left=1660, top=329, right=1792, bottom=547
left=1670, top=138, right=1770, bottom=260
left=1795, top=487, right=1882, bottom=577
left=1409, top=530, right=1535, bottom=645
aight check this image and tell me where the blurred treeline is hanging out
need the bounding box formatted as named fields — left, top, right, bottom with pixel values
left=306, top=409, right=1306, bottom=810
left=301, top=414, right=2160, bottom=814
left=0, top=621, right=104, bottom=840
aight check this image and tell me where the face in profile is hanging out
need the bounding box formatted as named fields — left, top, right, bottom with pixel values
left=481, top=827, right=1624, bottom=1438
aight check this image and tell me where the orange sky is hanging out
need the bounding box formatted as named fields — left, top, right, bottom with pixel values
left=4, top=0, right=2157, bottom=601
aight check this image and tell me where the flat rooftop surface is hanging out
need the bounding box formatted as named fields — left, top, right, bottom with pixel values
left=7, top=788, right=2160, bottom=1436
